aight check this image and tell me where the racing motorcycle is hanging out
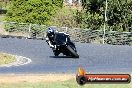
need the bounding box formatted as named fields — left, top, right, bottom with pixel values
left=48, top=32, right=79, bottom=58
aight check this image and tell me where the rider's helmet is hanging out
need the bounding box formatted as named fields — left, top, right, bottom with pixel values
left=47, top=27, right=55, bottom=37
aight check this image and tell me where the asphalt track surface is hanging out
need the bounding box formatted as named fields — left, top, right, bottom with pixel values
left=0, top=37, right=132, bottom=74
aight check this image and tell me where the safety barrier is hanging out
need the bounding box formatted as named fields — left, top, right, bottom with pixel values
left=0, top=21, right=131, bottom=45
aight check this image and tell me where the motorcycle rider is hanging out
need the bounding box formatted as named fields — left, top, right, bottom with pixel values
left=46, top=27, right=61, bottom=56
left=46, top=27, right=78, bottom=57
left=46, top=27, right=56, bottom=48
left=46, top=27, right=74, bottom=48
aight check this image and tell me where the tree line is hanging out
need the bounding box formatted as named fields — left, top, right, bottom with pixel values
left=2, top=0, right=132, bottom=32
left=5, top=0, right=63, bottom=25
left=77, top=0, right=132, bottom=32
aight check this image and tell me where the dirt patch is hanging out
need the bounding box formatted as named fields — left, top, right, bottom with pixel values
left=7, top=32, right=29, bottom=37
left=0, top=74, right=74, bottom=83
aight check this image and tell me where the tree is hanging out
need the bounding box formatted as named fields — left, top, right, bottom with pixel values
left=6, top=0, right=63, bottom=25
left=76, top=0, right=105, bottom=29
left=76, top=0, right=132, bottom=32
left=107, top=0, right=132, bottom=31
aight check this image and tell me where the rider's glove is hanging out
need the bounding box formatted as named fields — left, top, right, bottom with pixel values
left=45, top=37, right=48, bottom=40
left=49, top=44, right=54, bottom=48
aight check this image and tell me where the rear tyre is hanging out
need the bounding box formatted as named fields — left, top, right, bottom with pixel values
left=67, top=45, right=79, bottom=58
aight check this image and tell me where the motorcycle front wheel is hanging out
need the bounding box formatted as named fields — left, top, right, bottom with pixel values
left=66, top=45, right=79, bottom=58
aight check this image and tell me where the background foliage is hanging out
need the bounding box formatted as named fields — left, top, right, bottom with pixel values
left=6, top=0, right=63, bottom=25
left=76, top=0, right=132, bottom=32
left=1, top=0, right=132, bottom=32
left=50, top=6, right=77, bottom=28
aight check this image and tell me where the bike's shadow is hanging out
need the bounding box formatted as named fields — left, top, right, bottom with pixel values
left=50, top=56, right=79, bottom=59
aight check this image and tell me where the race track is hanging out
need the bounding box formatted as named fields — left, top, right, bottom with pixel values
left=0, top=37, right=132, bottom=74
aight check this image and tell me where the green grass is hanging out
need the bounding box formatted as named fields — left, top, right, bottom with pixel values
left=0, top=79, right=131, bottom=88
left=0, top=15, right=5, bottom=21
left=0, top=53, right=16, bottom=65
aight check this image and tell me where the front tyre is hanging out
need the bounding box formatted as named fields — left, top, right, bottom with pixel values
left=67, top=45, right=79, bottom=58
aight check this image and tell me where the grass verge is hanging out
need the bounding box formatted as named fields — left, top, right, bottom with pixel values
left=0, top=53, right=16, bottom=65
left=0, top=79, right=131, bottom=88
left=0, top=74, right=131, bottom=88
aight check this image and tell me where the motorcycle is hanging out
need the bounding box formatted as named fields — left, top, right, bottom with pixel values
left=48, top=32, right=79, bottom=58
